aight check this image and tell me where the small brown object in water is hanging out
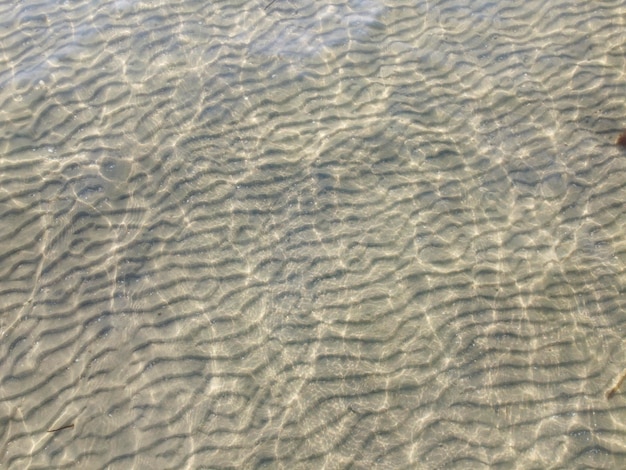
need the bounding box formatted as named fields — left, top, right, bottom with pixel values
left=606, top=369, right=626, bottom=399
left=47, top=423, right=74, bottom=433
left=616, top=130, right=626, bottom=147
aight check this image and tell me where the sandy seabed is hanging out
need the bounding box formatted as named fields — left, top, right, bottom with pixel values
left=1, top=0, right=626, bottom=468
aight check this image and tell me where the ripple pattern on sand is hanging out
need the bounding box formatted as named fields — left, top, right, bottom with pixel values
left=1, top=0, right=626, bottom=468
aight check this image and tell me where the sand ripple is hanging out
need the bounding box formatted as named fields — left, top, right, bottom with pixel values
left=1, top=0, right=626, bottom=468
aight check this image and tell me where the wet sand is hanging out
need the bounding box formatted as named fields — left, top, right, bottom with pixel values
left=1, top=0, right=626, bottom=468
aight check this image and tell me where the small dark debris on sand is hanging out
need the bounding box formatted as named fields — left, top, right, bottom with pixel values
left=47, top=423, right=75, bottom=433
left=606, top=369, right=626, bottom=399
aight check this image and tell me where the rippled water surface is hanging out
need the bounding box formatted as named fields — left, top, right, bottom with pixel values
left=2, top=0, right=626, bottom=468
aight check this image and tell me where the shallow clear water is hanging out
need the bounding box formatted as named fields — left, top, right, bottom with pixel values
left=1, top=0, right=626, bottom=468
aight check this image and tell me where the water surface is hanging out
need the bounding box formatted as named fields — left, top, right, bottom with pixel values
left=1, top=0, right=626, bottom=468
